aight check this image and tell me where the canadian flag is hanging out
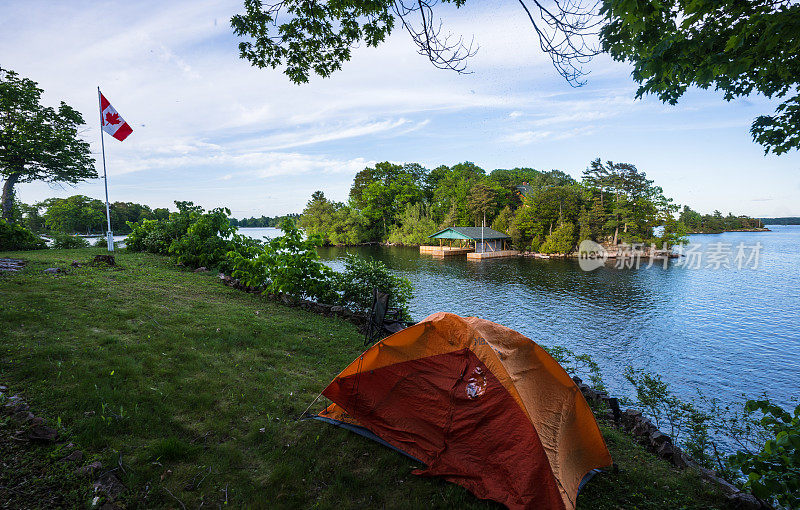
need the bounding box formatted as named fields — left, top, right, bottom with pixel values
left=99, top=93, right=133, bottom=141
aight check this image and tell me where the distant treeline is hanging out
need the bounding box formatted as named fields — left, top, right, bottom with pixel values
left=760, top=217, right=800, bottom=225
left=11, top=194, right=300, bottom=235
left=229, top=214, right=299, bottom=228
left=678, top=207, right=766, bottom=233
left=14, top=169, right=768, bottom=251
left=11, top=195, right=170, bottom=235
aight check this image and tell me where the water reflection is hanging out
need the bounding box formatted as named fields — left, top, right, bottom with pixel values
left=316, top=228, right=800, bottom=408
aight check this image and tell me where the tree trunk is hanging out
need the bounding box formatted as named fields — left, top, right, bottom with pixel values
left=1, top=173, right=20, bottom=220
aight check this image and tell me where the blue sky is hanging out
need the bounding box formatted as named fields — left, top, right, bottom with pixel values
left=2, top=0, right=798, bottom=218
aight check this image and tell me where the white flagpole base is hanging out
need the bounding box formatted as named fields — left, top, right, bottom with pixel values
left=107, top=231, right=115, bottom=252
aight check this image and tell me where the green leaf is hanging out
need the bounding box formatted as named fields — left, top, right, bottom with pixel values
left=724, top=35, right=739, bottom=52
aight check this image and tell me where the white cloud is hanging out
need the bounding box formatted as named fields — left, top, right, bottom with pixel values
left=1, top=0, right=799, bottom=216
left=240, top=118, right=417, bottom=151
left=500, top=126, right=596, bottom=145
left=502, top=130, right=553, bottom=145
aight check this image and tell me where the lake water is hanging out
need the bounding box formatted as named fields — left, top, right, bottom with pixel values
left=239, top=226, right=800, bottom=410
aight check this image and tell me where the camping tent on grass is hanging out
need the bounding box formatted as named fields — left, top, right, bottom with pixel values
left=313, top=312, right=611, bottom=510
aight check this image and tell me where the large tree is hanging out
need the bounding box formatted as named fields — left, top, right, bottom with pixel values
left=232, top=1, right=800, bottom=154
left=40, top=195, right=105, bottom=234
left=348, top=162, right=426, bottom=239
left=582, top=159, right=672, bottom=244
left=231, top=0, right=601, bottom=85
left=429, top=161, right=485, bottom=225
left=466, top=182, right=500, bottom=226
left=601, top=0, right=800, bottom=154
left=0, top=68, right=96, bottom=220
left=299, top=190, right=339, bottom=239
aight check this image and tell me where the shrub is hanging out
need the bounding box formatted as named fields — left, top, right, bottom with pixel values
left=624, top=367, right=799, bottom=505
left=168, top=207, right=236, bottom=268
left=126, top=201, right=203, bottom=255
left=0, top=219, right=47, bottom=251
left=217, top=233, right=263, bottom=275
left=225, top=243, right=270, bottom=288
left=728, top=400, right=800, bottom=508
left=333, top=254, right=413, bottom=319
left=624, top=367, right=703, bottom=445
left=228, top=225, right=415, bottom=314
left=624, top=367, right=718, bottom=470
left=50, top=232, right=90, bottom=249
left=539, top=222, right=576, bottom=254
left=92, top=237, right=119, bottom=249
left=227, top=218, right=336, bottom=302
left=125, top=218, right=175, bottom=254
left=543, top=346, right=604, bottom=390
left=126, top=202, right=247, bottom=270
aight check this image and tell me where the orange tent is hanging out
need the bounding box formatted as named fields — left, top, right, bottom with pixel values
left=315, top=312, right=612, bottom=510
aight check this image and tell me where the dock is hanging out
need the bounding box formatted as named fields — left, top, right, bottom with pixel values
left=467, top=250, right=520, bottom=260
left=419, top=245, right=474, bottom=257
left=424, top=227, right=518, bottom=260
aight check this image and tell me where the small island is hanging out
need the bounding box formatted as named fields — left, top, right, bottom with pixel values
left=295, top=159, right=767, bottom=257
left=678, top=207, right=769, bottom=234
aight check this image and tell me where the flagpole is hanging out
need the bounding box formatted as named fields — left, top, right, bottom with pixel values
left=97, top=86, right=113, bottom=252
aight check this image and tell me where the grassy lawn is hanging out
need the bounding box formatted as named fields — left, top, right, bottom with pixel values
left=0, top=248, right=728, bottom=509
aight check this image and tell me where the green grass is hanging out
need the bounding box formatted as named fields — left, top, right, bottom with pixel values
left=0, top=419, right=89, bottom=508
left=0, top=248, right=728, bottom=509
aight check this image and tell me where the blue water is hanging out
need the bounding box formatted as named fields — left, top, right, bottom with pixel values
left=289, top=226, right=800, bottom=410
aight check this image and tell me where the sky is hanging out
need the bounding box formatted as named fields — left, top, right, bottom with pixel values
left=2, top=0, right=799, bottom=219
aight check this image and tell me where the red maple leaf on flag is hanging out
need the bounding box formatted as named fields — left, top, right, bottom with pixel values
left=105, top=112, right=121, bottom=126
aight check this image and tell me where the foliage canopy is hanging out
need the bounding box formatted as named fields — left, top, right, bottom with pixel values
left=601, top=0, right=800, bottom=154
left=231, top=1, right=800, bottom=153
left=231, top=0, right=601, bottom=85
left=0, top=68, right=95, bottom=219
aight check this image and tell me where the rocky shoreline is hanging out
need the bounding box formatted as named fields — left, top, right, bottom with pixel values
left=687, top=228, right=771, bottom=234
left=575, top=380, right=769, bottom=510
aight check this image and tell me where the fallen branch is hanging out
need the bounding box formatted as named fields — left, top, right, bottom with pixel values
left=163, top=486, right=186, bottom=510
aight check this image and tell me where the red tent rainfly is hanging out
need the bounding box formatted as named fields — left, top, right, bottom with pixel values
left=316, top=312, right=613, bottom=510
left=99, top=93, right=133, bottom=142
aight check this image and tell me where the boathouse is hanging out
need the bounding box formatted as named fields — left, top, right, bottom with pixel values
left=424, top=227, right=518, bottom=259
